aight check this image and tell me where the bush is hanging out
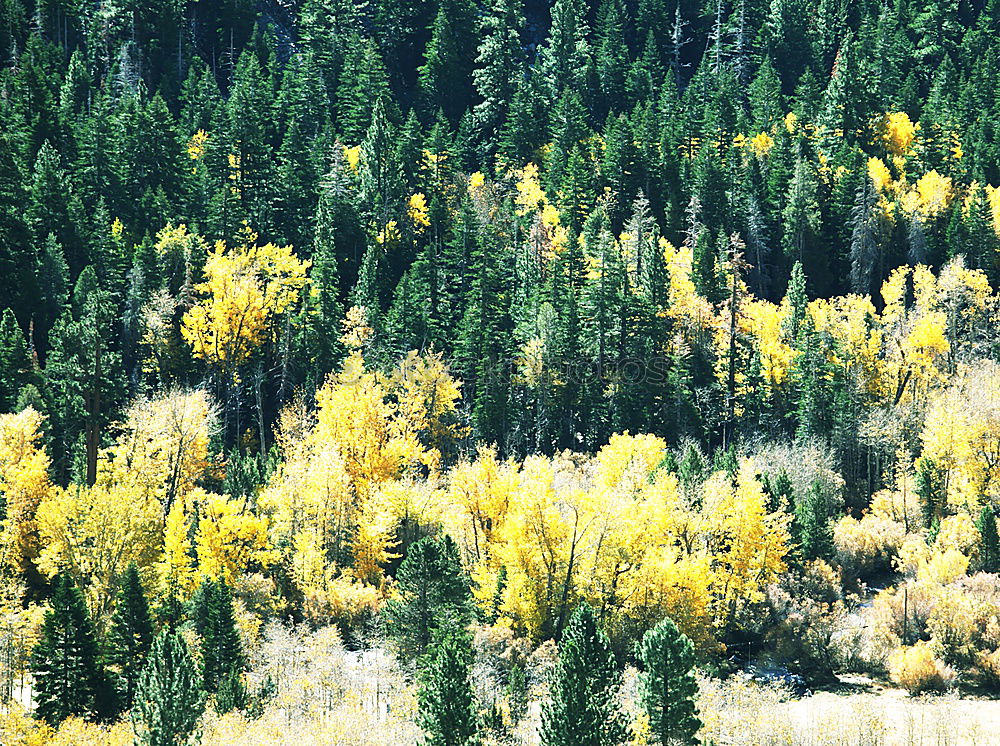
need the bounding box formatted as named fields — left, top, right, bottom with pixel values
left=888, top=642, right=955, bottom=693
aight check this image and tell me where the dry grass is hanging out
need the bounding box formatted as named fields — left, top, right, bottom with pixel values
left=699, top=675, right=1000, bottom=746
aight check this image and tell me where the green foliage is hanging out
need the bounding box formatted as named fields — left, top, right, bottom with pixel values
left=540, top=603, right=629, bottom=746
left=105, top=562, right=154, bottom=710
left=418, top=628, right=478, bottom=746
left=978, top=506, right=1000, bottom=574
left=31, top=573, right=114, bottom=726
left=637, top=617, right=701, bottom=746
left=132, top=628, right=206, bottom=746
left=385, top=535, right=475, bottom=661
left=191, top=578, right=245, bottom=695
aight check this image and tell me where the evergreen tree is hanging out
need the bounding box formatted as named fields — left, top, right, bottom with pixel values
left=418, top=0, right=478, bottom=125
left=418, top=628, right=478, bottom=746
left=795, top=482, right=834, bottom=562
left=43, top=267, right=124, bottom=484
left=915, top=457, right=947, bottom=530
left=0, top=307, right=32, bottom=411
left=106, top=562, right=154, bottom=710
left=132, top=628, right=206, bottom=746
left=637, top=617, right=701, bottom=746
left=472, top=0, right=525, bottom=155
left=31, top=573, right=113, bottom=726
left=540, top=603, right=629, bottom=746
left=536, top=0, right=592, bottom=105
left=192, top=578, right=245, bottom=695
left=385, top=535, right=475, bottom=661
left=978, top=506, right=1000, bottom=574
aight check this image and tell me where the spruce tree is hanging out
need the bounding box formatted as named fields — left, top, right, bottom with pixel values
left=472, top=0, right=525, bottom=153
left=133, top=628, right=206, bottom=746
left=978, top=506, right=1000, bottom=574
left=540, top=603, right=628, bottom=746
left=191, top=578, right=245, bottom=695
left=106, top=562, right=154, bottom=710
left=795, top=482, right=833, bottom=563
left=637, top=617, right=701, bottom=746
left=385, top=535, right=475, bottom=661
left=915, top=457, right=947, bottom=530
left=0, top=307, right=32, bottom=411
left=418, top=628, right=478, bottom=746
left=31, top=573, right=112, bottom=726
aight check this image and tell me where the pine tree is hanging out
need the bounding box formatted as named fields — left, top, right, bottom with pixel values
left=472, top=0, right=525, bottom=155
left=915, top=457, right=947, bottom=530
left=106, top=562, right=155, bottom=710
left=795, top=482, right=833, bottom=562
left=0, top=307, right=32, bottom=411
left=385, top=535, right=475, bottom=661
left=418, top=628, right=478, bottom=746
left=637, top=616, right=701, bottom=746
left=978, top=506, right=1000, bottom=574
left=418, top=0, right=478, bottom=125
left=31, top=573, right=113, bottom=726
left=43, top=267, right=124, bottom=484
left=540, top=603, right=629, bottom=746
left=132, top=628, right=206, bottom=746
left=192, top=578, right=245, bottom=694
left=536, top=0, right=592, bottom=104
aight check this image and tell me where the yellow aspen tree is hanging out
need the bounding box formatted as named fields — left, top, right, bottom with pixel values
left=194, top=491, right=274, bottom=583
left=100, top=389, right=215, bottom=511
left=158, top=497, right=197, bottom=598
left=702, top=461, right=791, bottom=631
left=0, top=408, right=51, bottom=577
left=34, top=483, right=162, bottom=619
left=181, top=225, right=310, bottom=376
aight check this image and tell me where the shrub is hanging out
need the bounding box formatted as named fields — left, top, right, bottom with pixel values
left=888, top=642, right=955, bottom=693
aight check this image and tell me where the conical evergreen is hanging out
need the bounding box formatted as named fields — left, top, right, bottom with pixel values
left=105, top=562, right=155, bottom=710
left=132, top=628, right=206, bottom=746
left=385, top=534, right=475, bottom=661
left=31, top=573, right=113, bottom=725
left=540, top=603, right=629, bottom=746
left=418, top=628, right=478, bottom=746
left=637, top=616, right=701, bottom=746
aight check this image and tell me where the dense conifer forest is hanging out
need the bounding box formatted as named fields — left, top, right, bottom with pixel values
left=5, top=0, right=1000, bottom=742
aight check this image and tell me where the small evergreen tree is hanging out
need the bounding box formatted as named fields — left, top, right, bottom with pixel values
left=540, top=603, right=628, bottom=746
left=31, top=573, right=113, bottom=725
left=795, top=482, right=833, bottom=562
left=418, top=628, right=478, bottom=746
left=192, top=577, right=245, bottom=694
left=385, top=534, right=475, bottom=661
left=915, top=457, right=947, bottom=530
left=978, top=506, right=1000, bottom=574
left=106, top=562, right=154, bottom=710
left=637, top=617, right=701, bottom=746
left=133, top=628, right=206, bottom=746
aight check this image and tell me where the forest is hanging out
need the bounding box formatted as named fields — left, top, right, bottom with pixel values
left=3, top=0, right=1000, bottom=742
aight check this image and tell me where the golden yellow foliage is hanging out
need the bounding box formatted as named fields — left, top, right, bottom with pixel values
left=0, top=408, right=51, bottom=576
left=749, top=131, right=774, bottom=157
left=181, top=225, right=310, bottom=372
left=407, top=192, right=430, bottom=231
left=882, top=112, right=918, bottom=156
left=99, top=389, right=215, bottom=508
left=888, top=641, right=953, bottom=693
left=195, top=491, right=274, bottom=583
left=158, top=495, right=198, bottom=597
left=921, top=361, right=1000, bottom=507
left=742, top=299, right=795, bottom=388
left=35, top=482, right=162, bottom=618
left=187, top=129, right=209, bottom=161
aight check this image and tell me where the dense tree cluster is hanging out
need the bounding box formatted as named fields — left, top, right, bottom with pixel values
left=4, top=0, right=1000, bottom=464
left=8, top=0, right=1000, bottom=742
